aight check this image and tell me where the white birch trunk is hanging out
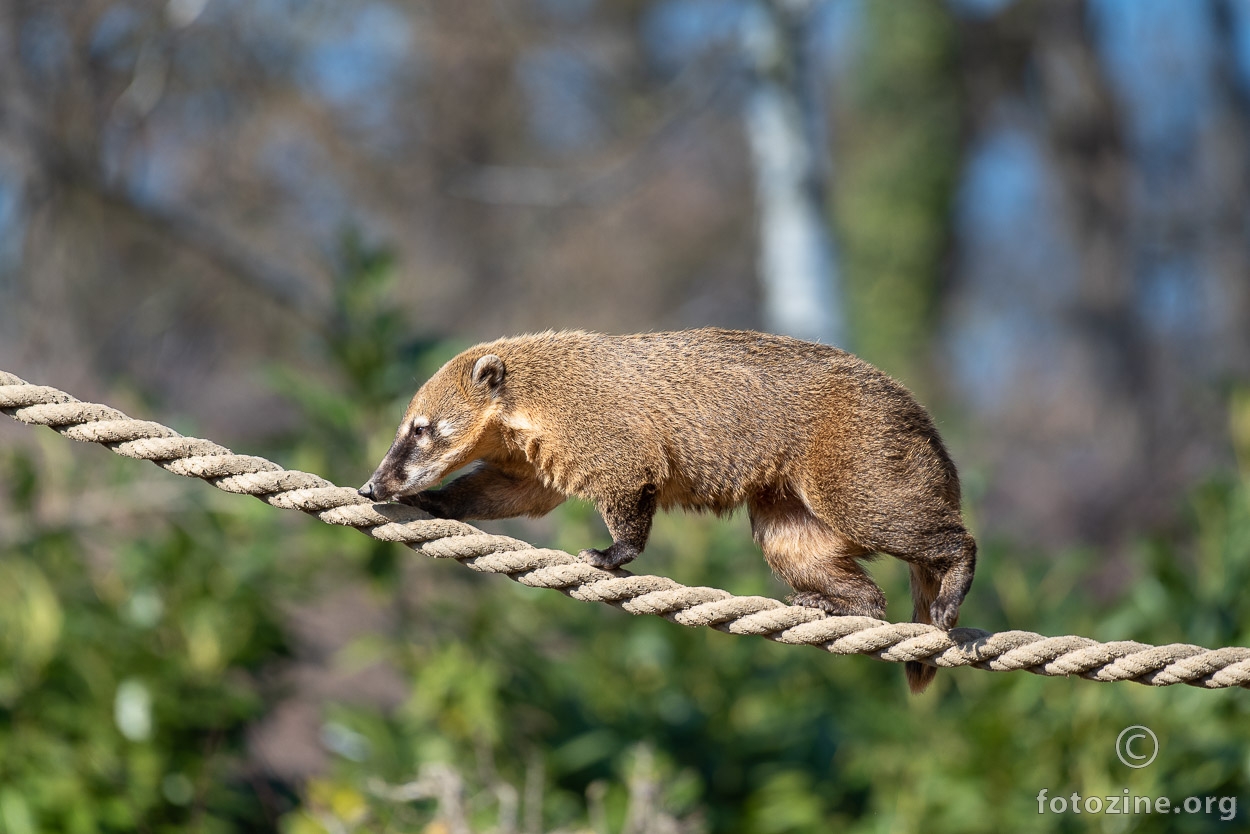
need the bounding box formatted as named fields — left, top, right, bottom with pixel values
left=740, top=0, right=845, bottom=346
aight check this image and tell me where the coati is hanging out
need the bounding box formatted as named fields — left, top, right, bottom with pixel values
left=359, top=329, right=976, bottom=693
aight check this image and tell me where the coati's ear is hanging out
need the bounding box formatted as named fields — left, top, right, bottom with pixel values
left=471, top=354, right=505, bottom=396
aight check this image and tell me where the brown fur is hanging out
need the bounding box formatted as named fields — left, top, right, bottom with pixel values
left=360, top=329, right=977, bottom=693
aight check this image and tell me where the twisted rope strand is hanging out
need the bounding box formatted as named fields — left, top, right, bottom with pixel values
left=3, top=370, right=1249, bottom=689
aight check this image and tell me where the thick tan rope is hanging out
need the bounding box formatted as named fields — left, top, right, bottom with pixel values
left=3, top=370, right=1249, bottom=689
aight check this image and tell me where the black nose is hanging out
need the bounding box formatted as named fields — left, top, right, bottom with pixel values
left=358, top=481, right=376, bottom=499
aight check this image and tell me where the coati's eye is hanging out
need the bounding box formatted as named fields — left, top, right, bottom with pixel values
left=412, top=424, right=427, bottom=437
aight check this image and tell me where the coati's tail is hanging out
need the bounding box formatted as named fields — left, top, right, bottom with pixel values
left=905, top=562, right=944, bottom=693
left=905, top=533, right=977, bottom=694
left=904, top=662, right=937, bottom=695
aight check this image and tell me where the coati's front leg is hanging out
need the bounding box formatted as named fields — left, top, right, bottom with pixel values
left=401, top=463, right=566, bottom=520
left=579, top=485, right=657, bottom=570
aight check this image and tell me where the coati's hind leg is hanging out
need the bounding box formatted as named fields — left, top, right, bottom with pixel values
left=580, top=485, right=658, bottom=570
left=748, top=492, right=887, bottom=620
left=907, top=529, right=977, bottom=630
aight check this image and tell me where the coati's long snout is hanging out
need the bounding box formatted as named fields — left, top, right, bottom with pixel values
left=358, top=467, right=400, bottom=502
left=358, top=452, right=400, bottom=502
left=359, top=430, right=422, bottom=501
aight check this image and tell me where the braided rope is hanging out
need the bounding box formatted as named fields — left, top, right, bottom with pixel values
left=3, top=370, right=1249, bottom=690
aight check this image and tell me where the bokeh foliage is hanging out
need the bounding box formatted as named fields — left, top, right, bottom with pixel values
left=835, top=0, right=961, bottom=381
left=3, top=257, right=1249, bottom=833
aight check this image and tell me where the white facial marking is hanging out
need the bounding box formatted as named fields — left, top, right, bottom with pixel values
left=503, top=412, right=536, bottom=432
left=437, top=419, right=456, bottom=437
left=400, top=464, right=435, bottom=493
left=397, top=445, right=467, bottom=495
left=437, top=446, right=465, bottom=470
left=411, top=415, right=433, bottom=448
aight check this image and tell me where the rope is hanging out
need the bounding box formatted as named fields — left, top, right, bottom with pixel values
left=3, top=369, right=1249, bottom=690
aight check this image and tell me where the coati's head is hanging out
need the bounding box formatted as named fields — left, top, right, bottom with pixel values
left=359, top=352, right=506, bottom=502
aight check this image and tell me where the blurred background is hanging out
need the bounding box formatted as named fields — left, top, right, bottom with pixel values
left=2, top=0, right=1250, bottom=831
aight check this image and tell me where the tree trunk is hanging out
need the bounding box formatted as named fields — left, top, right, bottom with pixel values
left=740, top=0, right=845, bottom=346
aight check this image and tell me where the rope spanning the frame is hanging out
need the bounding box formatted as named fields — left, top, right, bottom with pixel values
left=3, top=370, right=1249, bottom=690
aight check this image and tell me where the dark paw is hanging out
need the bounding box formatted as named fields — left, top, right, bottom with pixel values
left=790, top=591, right=886, bottom=620
left=929, top=599, right=960, bottom=631
left=398, top=491, right=452, bottom=518
left=579, top=542, right=640, bottom=570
